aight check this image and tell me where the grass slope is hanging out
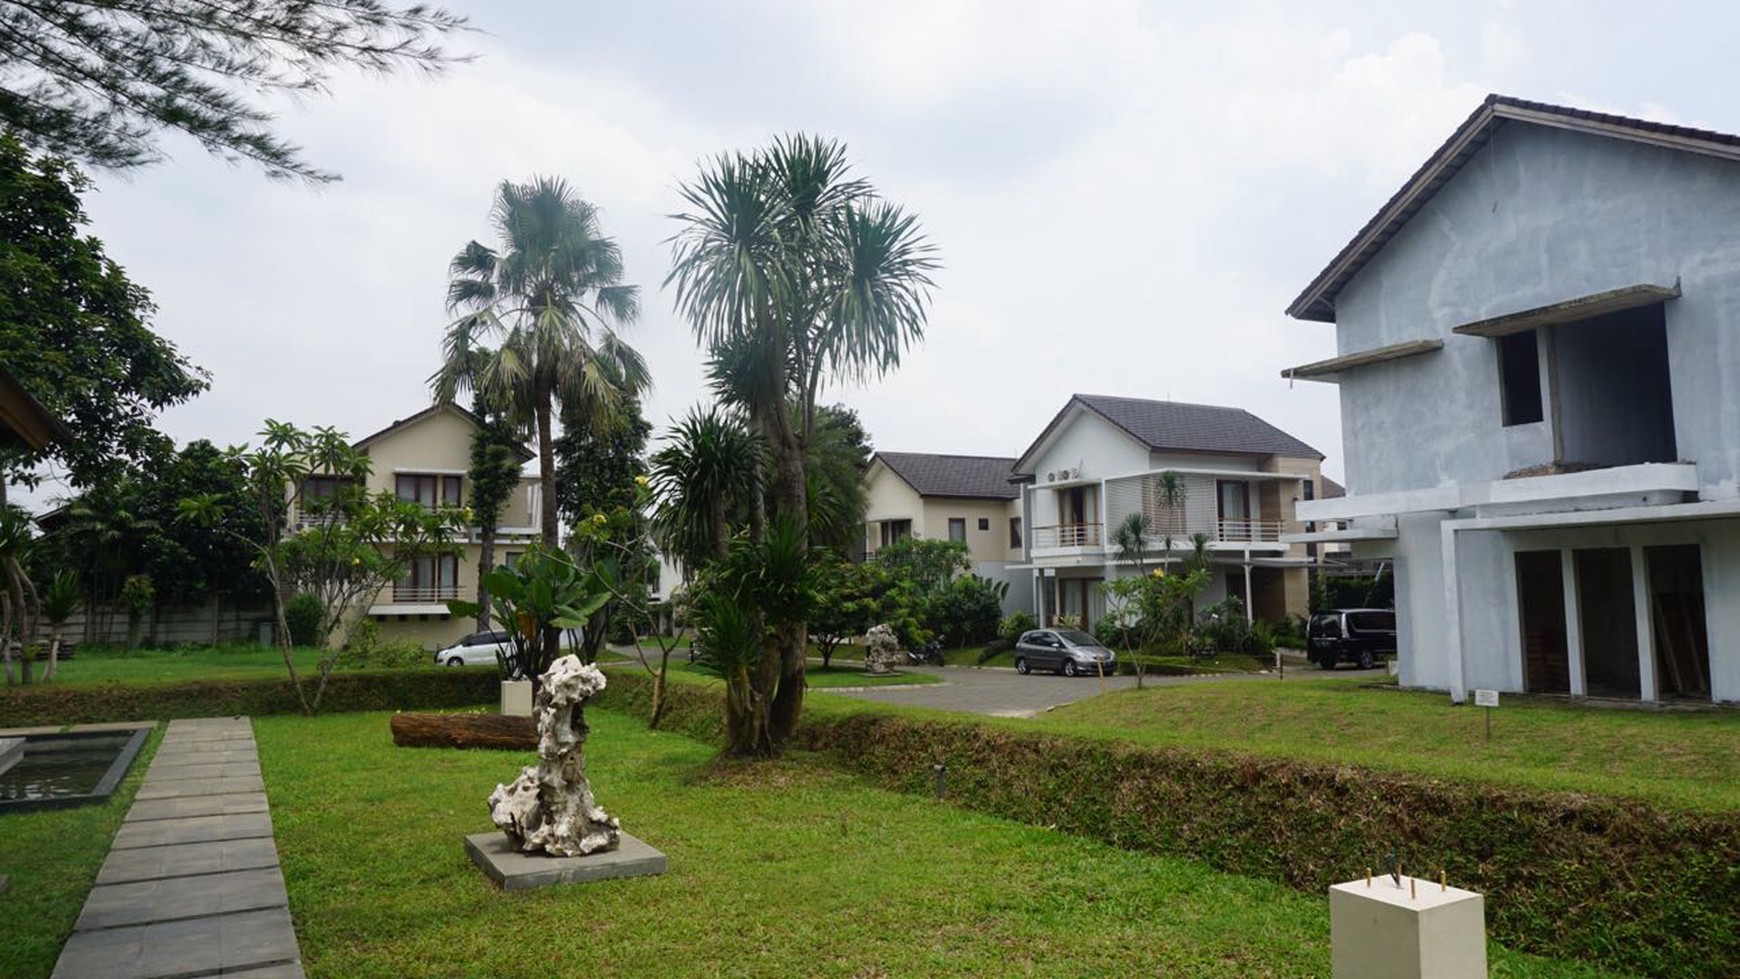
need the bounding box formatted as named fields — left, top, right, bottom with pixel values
left=1032, top=678, right=1740, bottom=811
left=254, top=710, right=1616, bottom=978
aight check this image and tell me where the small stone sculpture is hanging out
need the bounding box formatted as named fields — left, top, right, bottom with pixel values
left=487, top=654, right=621, bottom=857
left=864, top=623, right=900, bottom=675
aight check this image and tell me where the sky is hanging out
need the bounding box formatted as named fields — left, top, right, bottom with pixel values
left=38, top=0, right=1740, bottom=506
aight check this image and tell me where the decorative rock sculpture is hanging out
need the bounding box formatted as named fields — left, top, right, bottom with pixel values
left=864, top=623, right=900, bottom=675
left=487, top=655, right=621, bottom=857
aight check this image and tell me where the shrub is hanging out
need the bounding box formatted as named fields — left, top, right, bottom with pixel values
left=924, top=575, right=1006, bottom=647
left=283, top=593, right=324, bottom=648
left=997, top=611, right=1036, bottom=643
left=0, top=669, right=496, bottom=724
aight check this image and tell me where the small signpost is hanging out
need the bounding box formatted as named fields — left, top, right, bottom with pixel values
left=1473, top=688, right=1498, bottom=741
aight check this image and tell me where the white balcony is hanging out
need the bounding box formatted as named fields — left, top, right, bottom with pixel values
left=390, top=584, right=461, bottom=604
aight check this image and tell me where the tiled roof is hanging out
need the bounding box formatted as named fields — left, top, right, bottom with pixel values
left=1073, top=394, right=1322, bottom=460
left=1288, top=94, right=1740, bottom=322
left=1320, top=475, right=1346, bottom=499
left=875, top=452, right=1020, bottom=500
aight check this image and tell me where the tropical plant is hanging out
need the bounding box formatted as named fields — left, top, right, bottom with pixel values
left=668, top=133, right=937, bottom=754
left=436, top=176, right=649, bottom=654
left=118, top=573, right=155, bottom=651
left=283, top=593, right=324, bottom=648
left=648, top=407, right=762, bottom=573
left=0, top=505, right=39, bottom=685
left=1113, top=511, right=1151, bottom=572
left=465, top=394, right=526, bottom=632
left=927, top=574, right=1008, bottom=648
left=39, top=570, right=80, bottom=681
left=448, top=545, right=611, bottom=692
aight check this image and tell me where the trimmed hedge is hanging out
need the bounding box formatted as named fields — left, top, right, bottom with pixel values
left=0, top=669, right=499, bottom=726
left=597, top=670, right=1739, bottom=979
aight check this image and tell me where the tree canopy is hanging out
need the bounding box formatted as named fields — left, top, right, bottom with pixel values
left=0, top=1, right=470, bottom=181
left=0, top=133, right=207, bottom=488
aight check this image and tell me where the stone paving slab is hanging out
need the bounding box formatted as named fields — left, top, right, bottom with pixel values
left=112, top=811, right=275, bottom=850
left=135, top=774, right=266, bottom=800
left=158, top=728, right=253, bottom=744
left=124, top=792, right=271, bottom=824
left=77, top=867, right=288, bottom=931
left=96, top=837, right=281, bottom=886
left=225, top=964, right=307, bottom=978
left=53, top=906, right=300, bottom=979
left=149, top=744, right=258, bottom=763
left=142, top=760, right=264, bottom=783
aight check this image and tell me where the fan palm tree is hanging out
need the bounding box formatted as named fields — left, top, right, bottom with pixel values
left=434, top=177, right=649, bottom=559
left=667, top=134, right=937, bottom=750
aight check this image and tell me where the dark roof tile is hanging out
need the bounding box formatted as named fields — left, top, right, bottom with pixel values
left=1073, top=394, right=1322, bottom=460
left=876, top=452, right=1020, bottom=499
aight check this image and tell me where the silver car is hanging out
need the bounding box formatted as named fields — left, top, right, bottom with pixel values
left=434, top=629, right=513, bottom=667
left=1013, top=629, right=1117, bottom=677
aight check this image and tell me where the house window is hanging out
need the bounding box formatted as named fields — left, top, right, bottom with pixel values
left=948, top=518, right=966, bottom=542
left=1497, top=330, right=1544, bottom=426
left=397, top=554, right=459, bottom=601
left=879, top=519, right=912, bottom=549
left=397, top=474, right=463, bottom=509
left=1009, top=517, right=1023, bottom=548
left=977, top=517, right=990, bottom=531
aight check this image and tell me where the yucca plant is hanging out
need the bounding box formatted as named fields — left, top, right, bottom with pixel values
left=40, top=570, right=80, bottom=681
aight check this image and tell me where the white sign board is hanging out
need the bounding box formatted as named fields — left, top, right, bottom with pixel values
left=1473, top=689, right=1499, bottom=708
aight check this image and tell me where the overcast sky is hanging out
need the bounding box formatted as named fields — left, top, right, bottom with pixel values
left=45, top=0, right=1740, bottom=506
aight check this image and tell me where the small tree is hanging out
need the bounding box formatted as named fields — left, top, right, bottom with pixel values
left=40, top=570, right=80, bottom=681
left=179, top=420, right=463, bottom=714
left=0, top=505, right=38, bottom=686
left=809, top=560, right=886, bottom=668
left=118, top=573, right=154, bottom=651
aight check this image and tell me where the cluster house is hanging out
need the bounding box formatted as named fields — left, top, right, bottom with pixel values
left=865, top=394, right=1326, bottom=630
left=1287, top=94, right=1740, bottom=705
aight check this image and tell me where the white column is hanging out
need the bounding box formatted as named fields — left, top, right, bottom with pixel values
left=1441, top=521, right=1467, bottom=703
left=1242, top=549, right=1254, bottom=624
left=1561, top=549, right=1586, bottom=697
left=1632, top=544, right=1658, bottom=702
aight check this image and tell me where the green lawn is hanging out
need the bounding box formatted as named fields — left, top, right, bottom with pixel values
left=1030, top=678, right=1740, bottom=812
left=247, top=709, right=1614, bottom=978
left=0, top=726, right=161, bottom=979
left=39, top=644, right=331, bottom=686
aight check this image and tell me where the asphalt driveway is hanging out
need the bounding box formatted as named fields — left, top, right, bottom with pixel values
left=814, top=664, right=1388, bottom=718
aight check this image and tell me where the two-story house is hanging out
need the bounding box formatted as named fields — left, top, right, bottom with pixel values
left=1286, top=94, right=1740, bottom=705
left=1009, top=394, right=1323, bottom=630
left=863, top=452, right=1028, bottom=613
left=294, top=404, right=541, bottom=649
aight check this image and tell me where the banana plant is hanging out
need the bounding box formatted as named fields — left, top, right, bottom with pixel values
left=448, top=544, right=611, bottom=689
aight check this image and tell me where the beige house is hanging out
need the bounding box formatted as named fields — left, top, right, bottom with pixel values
left=1011, top=394, right=1324, bottom=628
left=292, top=404, right=540, bottom=649
left=863, top=452, right=1028, bottom=613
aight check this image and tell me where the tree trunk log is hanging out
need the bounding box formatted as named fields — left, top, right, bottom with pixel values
left=390, top=712, right=537, bottom=750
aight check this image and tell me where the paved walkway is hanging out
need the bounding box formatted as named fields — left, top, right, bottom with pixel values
left=816, top=664, right=1388, bottom=717
left=55, top=717, right=304, bottom=979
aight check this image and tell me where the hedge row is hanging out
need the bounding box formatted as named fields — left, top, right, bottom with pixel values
left=0, top=669, right=500, bottom=726
left=597, top=670, right=1739, bottom=979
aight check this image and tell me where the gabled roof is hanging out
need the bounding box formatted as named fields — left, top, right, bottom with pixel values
left=352, top=403, right=533, bottom=462
left=0, top=363, right=68, bottom=452
left=1321, top=475, right=1345, bottom=500
left=873, top=452, right=1020, bottom=500
left=1014, top=394, right=1322, bottom=473
left=1287, top=94, right=1740, bottom=323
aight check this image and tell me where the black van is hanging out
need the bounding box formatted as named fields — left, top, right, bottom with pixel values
left=1307, top=608, right=1396, bottom=670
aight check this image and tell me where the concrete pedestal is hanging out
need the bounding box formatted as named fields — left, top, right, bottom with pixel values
left=1329, top=875, right=1485, bottom=979
left=499, top=680, right=533, bottom=717
left=465, top=831, right=666, bottom=891
left=0, top=737, right=23, bottom=777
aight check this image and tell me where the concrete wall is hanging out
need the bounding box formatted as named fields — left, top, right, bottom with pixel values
left=1331, top=123, right=1740, bottom=499
left=1028, top=406, right=1151, bottom=481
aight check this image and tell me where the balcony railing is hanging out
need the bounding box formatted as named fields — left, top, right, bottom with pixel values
left=391, top=584, right=461, bottom=603
left=1214, top=518, right=1283, bottom=543
left=1032, top=523, right=1102, bottom=548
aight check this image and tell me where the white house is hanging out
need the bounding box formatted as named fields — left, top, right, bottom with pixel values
left=1285, top=94, right=1740, bottom=705
left=1009, top=394, right=1324, bottom=630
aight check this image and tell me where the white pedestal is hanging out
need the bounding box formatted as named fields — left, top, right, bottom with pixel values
left=500, top=680, right=533, bottom=717
left=1329, top=875, right=1485, bottom=979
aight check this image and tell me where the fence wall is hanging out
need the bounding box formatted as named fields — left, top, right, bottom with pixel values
left=52, top=599, right=276, bottom=647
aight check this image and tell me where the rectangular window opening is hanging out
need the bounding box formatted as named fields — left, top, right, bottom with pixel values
left=1009, top=517, right=1023, bottom=548
left=1497, top=330, right=1544, bottom=426
left=948, top=518, right=966, bottom=542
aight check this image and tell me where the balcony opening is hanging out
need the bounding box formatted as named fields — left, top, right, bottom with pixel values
left=1573, top=548, right=1640, bottom=698
left=1551, top=304, right=1676, bottom=467
left=1497, top=330, right=1544, bottom=426
left=1646, top=544, right=1710, bottom=700
left=1515, top=550, right=1569, bottom=694
left=397, top=473, right=462, bottom=509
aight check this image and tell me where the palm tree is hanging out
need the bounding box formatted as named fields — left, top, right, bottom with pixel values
left=648, top=408, right=762, bottom=574
left=40, top=570, right=80, bottom=681
left=1113, top=512, right=1151, bottom=572
left=667, top=134, right=936, bottom=751
left=435, top=177, right=649, bottom=557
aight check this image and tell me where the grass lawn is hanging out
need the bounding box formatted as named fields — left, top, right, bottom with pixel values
left=1032, top=678, right=1740, bottom=812
left=249, top=709, right=1615, bottom=978
left=39, top=645, right=332, bottom=687
left=0, top=726, right=161, bottom=979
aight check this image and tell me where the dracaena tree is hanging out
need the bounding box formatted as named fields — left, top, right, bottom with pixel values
left=667, top=134, right=936, bottom=755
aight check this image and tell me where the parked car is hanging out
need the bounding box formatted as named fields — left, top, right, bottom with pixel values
left=1307, top=608, right=1396, bottom=670
left=434, top=629, right=512, bottom=667
left=1013, top=629, right=1117, bottom=677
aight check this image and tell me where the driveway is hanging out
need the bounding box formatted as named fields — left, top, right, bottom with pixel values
left=814, top=664, right=1388, bottom=718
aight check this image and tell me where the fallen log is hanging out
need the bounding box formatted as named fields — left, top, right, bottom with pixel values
left=390, top=712, right=537, bottom=750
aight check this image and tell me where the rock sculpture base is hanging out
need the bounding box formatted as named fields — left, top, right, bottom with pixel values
left=487, top=655, right=621, bottom=857
left=465, top=830, right=666, bottom=891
